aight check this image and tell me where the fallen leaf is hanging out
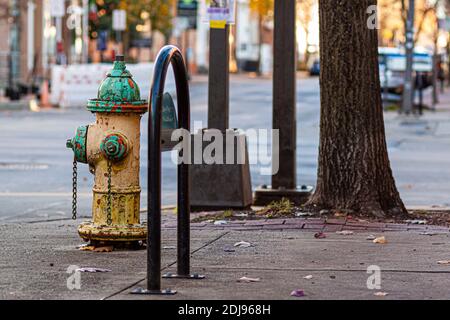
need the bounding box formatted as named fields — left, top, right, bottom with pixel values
left=290, top=289, right=305, bottom=297
left=79, top=246, right=96, bottom=251
left=334, top=212, right=346, bottom=217
left=238, top=277, right=260, bottom=283
left=405, top=219, right=427, bottom=225
left=76, top=267, right=111, bottom=273
left=366, top=235, right=376, bottom=240
left=234, top=241, right=252, bottom=248
left=94, top=246, right=113, bottom=252
left=437, top=260, right=450, bottom=265
left=214, top=220, right=228, bottom=225
left=314, top=232, right=326, bottom=239
left=304, top=275, right=313, bottom=280
left=373, top=236, right=387, bottom=244
left=374, top=291, right=388, bottom=297
left=296, top=212, right=313, bottom=217
left=419, top=232, right=437, bottom=236
left=336, top=230, right=354, bottom=235
left=234, top=213, right=248, bottom=218
left=163, top=246, right=176, bottom=250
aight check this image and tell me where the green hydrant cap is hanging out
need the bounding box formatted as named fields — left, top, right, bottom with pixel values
left=86, top=56, right=148, bottom=114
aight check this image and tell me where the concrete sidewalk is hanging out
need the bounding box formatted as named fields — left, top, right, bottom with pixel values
left=1, top=213, right=450, bottom=300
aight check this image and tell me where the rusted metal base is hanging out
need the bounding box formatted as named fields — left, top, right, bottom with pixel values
left=253, top=185, right=314, bottom=206
left=78, top=221, right=147, bottom=243
left=162, top=272, right=205, bottom=279
left=130, top=287, right=177, bottom=295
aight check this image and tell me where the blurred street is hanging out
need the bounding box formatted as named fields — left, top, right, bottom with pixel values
left=1, top=73, right=450, bottom=223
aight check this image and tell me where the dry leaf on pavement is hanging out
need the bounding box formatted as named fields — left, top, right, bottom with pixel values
left=234, top=241, right=252, bottom=248
left=76, top=267, right=111, bottom=273
left=94, top=246, right=113, bottom=252
left=79, top=246, right=96, bottom=251
left=374, top=292, right=388, bottom=297
left=214, top=220, right=228, bottom=225
left=314, top=232, right=326, bottom=239
left=238, top=277, right=260, bottom=283
left=290, top=289, right=305, bottom=297
left=336, top=230, right=354, bottom=235
left=373, top=236, right=387, bottom=244
left=437, top=260, right=450, bottom=265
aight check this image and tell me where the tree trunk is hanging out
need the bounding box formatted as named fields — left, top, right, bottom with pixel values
left=305, top=0, right=408, bottom=218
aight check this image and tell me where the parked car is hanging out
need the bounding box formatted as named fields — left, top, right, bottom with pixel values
left=379, top=47, right=433, bottom=95
left=309, top=59, right=320, bottom=76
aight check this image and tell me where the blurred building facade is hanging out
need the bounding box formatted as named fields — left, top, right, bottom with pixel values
left=0, top=0, right=46, bottom=97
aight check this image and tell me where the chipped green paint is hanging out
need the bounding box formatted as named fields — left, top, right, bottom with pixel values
left=66, top=125, right=88, bottom=163
left=87, top=58, right=148, bottom=114
left=100, top=134, right=128, bottom=161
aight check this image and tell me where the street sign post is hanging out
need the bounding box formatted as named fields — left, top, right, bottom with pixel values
left=112, top=9, right=127, bottom=31
left=50, top=0, right=65, bottom=43
left=190, top=0, right=252, bottom=210
left=50, top=0, right=65, bottom=18
left=253, top=0, right=313, bottom=206
left=402, top=0, right=415, bottom=115
left=177, top=0, right=198, bottom=29
left=113, top=9, right=126, bottom=54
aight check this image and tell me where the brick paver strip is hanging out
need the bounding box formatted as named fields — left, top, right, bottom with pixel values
left=170, top=216, right=450, bottom=234
left=341, top=225, right=369, bottom=231
left=325, top=219, right=347, bottom=225
left=262, top=224, right=285, bottom=230
left=323, top=225, right=344, bottom=232
left=345, top=221, right=370, bottom=227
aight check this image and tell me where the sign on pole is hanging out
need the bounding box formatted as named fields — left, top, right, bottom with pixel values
left=112, top=9, right=127, bottom=31
left=50, top=0, right=66, bottom=17
left=178, top=0, right=198, bottom=29
left=205, top=0, right=236, bottom=29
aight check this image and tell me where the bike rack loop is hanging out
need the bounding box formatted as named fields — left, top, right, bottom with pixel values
left=132, top=45, right=204, bottom=296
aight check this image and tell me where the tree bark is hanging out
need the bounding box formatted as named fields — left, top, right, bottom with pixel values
left=305, top=0, right=407, bottom=218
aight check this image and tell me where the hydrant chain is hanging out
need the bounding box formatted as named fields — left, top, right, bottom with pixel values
left=106, top=161, right=112, bottom=226
left=72, top=158, right=77, bottom=220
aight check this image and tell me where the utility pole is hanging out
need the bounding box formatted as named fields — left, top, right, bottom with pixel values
left=82, top=0, right=89, bottom=63
left=207, top=25, right=230, bottom=131
left=402, top=0, right=415, bottom=114
left=253, top=0, right=312, bottom=205
left=190, top=2, right=252, bottom=210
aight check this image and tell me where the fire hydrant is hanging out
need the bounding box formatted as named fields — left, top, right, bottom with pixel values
left=66, top=55, right=147, bottom=246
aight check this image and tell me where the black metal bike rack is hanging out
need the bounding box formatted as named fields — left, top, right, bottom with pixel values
left=131, top=45, right=204, bottom=295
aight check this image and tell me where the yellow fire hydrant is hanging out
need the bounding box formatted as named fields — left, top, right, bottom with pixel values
left=66, top=55, right=147, bottom=246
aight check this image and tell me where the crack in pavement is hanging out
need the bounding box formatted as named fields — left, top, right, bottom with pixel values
left=101, top=231, right=230, bottom=300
